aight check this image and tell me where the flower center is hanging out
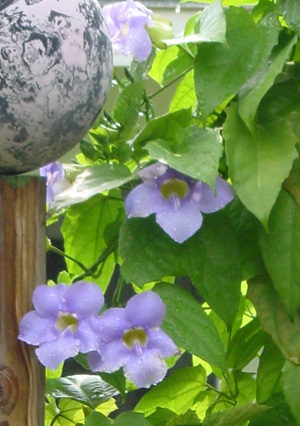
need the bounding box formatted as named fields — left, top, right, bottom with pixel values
left=160, top=178, right=190, bottom=200
left=55, top=312, right=78, bottom=334
left=120, top=22, right=130, bottom=38
left=123, top=327, right=148, bottom=350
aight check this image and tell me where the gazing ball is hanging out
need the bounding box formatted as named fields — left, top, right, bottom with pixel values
left=0, top=0, right=113, bottom=173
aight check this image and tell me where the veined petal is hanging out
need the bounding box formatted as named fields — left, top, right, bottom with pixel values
left=32, top=284, right=67, bottom=318
left=64, top=282, right=104, bottom=319
left=92, top=308, right=130, bottom=342
left=197, top=177, right=235, bottom=213
left=125, top=291, right=166, bottom=328
left=124, top=349, right=168, bottom=388
left=92, top=339, right=130, bottom=373
left=156, top=201, right=203, bottom=243
left=18, top=311, right=57, bottom=345
left=75, top=318, right=99, bottom=353
left=147, top=328, right=179, bottom=358
left=125, top=183, right=165, bottom=218
left=36, top=336, right=80, bottom=369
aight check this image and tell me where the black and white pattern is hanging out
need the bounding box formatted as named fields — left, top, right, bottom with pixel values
left=0, top=0, right=112, bottom=173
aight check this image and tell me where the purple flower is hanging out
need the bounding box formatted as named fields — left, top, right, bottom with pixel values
left=87, top=291, right=178, bottom=388
left=18, top=282, right=104, bottom=370
left=40, top=161, right=71, bottom=204
left=102, top=0, right=153, bottom=62
left=125, top=163, right=235, bottom=243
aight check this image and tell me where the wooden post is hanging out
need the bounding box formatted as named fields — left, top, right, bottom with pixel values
left=0, top=176, right=45, bottom=426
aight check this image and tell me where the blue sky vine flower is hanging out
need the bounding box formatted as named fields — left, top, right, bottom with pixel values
left=102, top=0, right=153, bottom=62
left=88, top=291, right=178, bottom=388
left=18, top=282, right=104, bottom=369
left=125, top=163, right=235, bottom=243
left=40, top=161, right=71, bottom=205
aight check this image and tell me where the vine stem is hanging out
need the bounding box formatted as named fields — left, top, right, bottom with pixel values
left=147, top=66, right=193, bottom=100
left=48, top=244, right=88, bottom=272
left=72, top=238, right=119, bottom=283
left=112, top=274, right=125, bottom=306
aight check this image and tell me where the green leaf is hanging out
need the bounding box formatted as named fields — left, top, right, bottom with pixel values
left=45, top=399, right=85, bottom=426
left=99, top=369, right=126, bottom=401
left=85, top=411, right=112, bottom=426
left=135, top=365, right=206, bottom=416
left=154, top=283, right=227, bottom=371
left=132, top=109, right=191, bottom=160
left=53, top=164, right=133, bottom=210
left=169, top=70, right=196, bottom=113
left=227, top=318, right=268, bottom=370
left=279, top=0, right=300, bottom=36
left=194, top=7, right=279, bottom=121
left=256, top=338, right=284, bottom=404
left=202, top=404, right=269, bottom=426
left=165, top=2, right=226, bottom=45
left=162, top=50, right=194, bottom=86
left=146, top=126, right=223, bottom=188
left=259, top=190, right=300, bottom=316
left=183, top=212, right=241, bottom=328
left=284, top=152, right=300, bottom=207
left=149, top=46, right=179, bottom=85
left=225, top=198, right=264, bottom=280
left=167, top=411, right=201, bottom=425
left=147, top=408, right=176, bottom=426
left=119, top=216, right=185, bottom=285
left=192, top=391, right=217, bottom=421
left=113, top=81, right=145, bottom=128
left=224, top=103, right=298, bottom=227
left=46, top=375, right=118, bottom=409
left=130, top=49, right=156, bottom=82
left=282, top=361, right=300, bottom=425
left=249, top=392, right=298, bottom=426
left=114, top=412, right=153, bottom=426
left=181, top=0, right=259, bottom=5
left=62, top=195, right=121, bottom=291
left=247, top=275, right=300, bottom=364
left=239, top=35, right=298, bottom=135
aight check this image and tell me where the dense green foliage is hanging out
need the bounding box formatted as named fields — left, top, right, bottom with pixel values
left=45, top=0, right=300, bottom=424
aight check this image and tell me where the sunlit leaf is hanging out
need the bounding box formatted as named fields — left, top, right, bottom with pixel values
left=135, top=365, right=206, bottom=416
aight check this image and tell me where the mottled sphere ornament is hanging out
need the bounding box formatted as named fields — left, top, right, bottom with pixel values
left=0, top=0, right=113, bottom=173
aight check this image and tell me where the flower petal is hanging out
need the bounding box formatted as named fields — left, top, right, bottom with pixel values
left=35, top=336, right=80, bottom=369
left=125, top=291, right=166, bottom=328
left=147, top=328, right=179, bottom=358
left=156, top=201, right=203, bottom=243
left=75, top=318, right=99, bottom=353
left=92, top=308, right=130, bottom=342
left=87, top=351, right=104, bottom=372
left=126, top=27, right=152, bottom=62
left=90, top=339, right=130, bottom=373
left=125, top=183, right=165, bottom=218
left=197, top=177, right=235, bottom=213
left=63, top=281, right=104, bottom=319
left=138, top=163, right=168, bottom=182
left=124, top=349, right=168, bottom=388
left=32, top=284, right=67, bottom=318
left=18, top=311, right=57, bottom=345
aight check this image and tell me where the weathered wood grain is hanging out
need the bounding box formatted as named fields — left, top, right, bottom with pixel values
left=0, top=176, right=45, bottom=425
